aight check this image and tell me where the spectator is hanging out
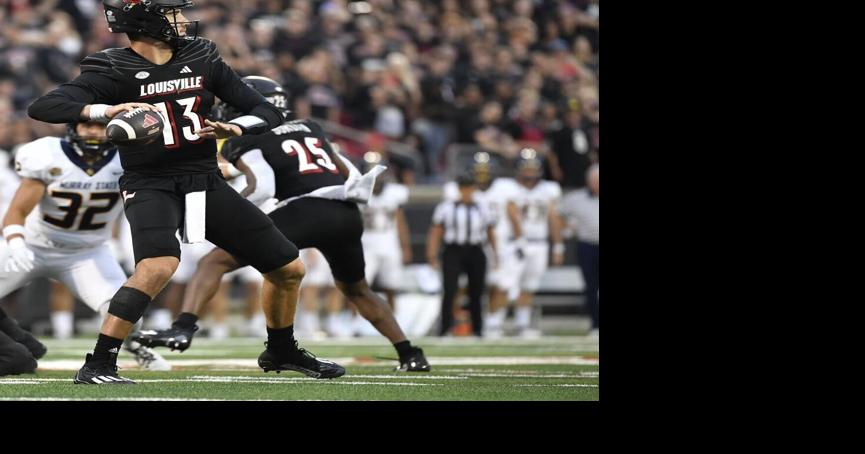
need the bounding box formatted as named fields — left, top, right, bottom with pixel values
left=548, top=105, right=594, bottom=189
left=560, top=164, right=599, bottom=337
left=0, top=0, right=598, bottom=182
left=473, top=100, right=520, bottom=158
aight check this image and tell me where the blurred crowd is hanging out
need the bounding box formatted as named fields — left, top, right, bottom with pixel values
left=1, top=0, right=598, bottom=187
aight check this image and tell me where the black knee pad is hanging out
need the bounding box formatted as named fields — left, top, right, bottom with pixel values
left=107, top=287, right=151, bottom=323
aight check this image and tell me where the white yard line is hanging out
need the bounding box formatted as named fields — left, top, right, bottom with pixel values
left=457, top=373, right=598, bottom=379
left=0, top=377, right=439, bottom=386
left=39, top=337, right=598, bottom=348
left=514, top=384, right=599, bottom=388
left=32, top=355, right=598, bottom=371
left=0, top=397, right=317, bottom=401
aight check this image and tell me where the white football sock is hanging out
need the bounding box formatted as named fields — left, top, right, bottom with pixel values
left=515, top=306, right=532, bottom=329
left=51, top=311, right=74, bottom=339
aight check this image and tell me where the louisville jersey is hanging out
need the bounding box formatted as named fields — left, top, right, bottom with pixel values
left=361, top=183, right=409, bottom=238
left=219, top=119, right=344, bottom=201
left=14, top=137, right=123, bottom=249
left=510, top=180, right=562, bottom=241
left=41, top=38, right=275, bottom=176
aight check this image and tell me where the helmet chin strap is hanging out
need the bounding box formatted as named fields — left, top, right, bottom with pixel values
left=71, top=142, right=86, bottom=158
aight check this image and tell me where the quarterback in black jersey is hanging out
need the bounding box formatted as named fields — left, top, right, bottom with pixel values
left=135, top=76, right=430, bottom=372
left=27, top=0, right=344, bottom=384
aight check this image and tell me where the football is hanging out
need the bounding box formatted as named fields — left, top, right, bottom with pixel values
left=106, top=108, right=165, bottom=145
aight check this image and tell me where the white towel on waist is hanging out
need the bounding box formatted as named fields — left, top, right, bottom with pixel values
left=345, top=164, right=387, bottom=204
left=182, top=190, right=206, bottom=244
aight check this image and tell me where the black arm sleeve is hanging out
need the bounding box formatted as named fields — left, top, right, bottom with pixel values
left=219, top=135, right=256, bottom=164
left=209, top=46, right=284, bottom=135
left=27, top=53, right=119, bottom=124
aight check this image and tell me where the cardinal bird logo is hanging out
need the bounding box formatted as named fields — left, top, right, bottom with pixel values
left=142, top=113, right=160, bottom=129
left=122, top=0, right=143, bottom=11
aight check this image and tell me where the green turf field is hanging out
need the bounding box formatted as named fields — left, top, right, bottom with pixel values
left=0, top=337, right=599, bottom=401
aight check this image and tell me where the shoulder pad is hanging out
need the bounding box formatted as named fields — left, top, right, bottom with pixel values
left=14, top=138, right=61, bottom=181
left=173, top=38, right=221, bottom=65
left=80, top=51, right=114, bottom=75
left=84, top=48, right=152, bottom=75
left=390, top=183, right=410, bottom=204
left=442, top=181, right=459, bottom=201
left=542, top=181, right=562, bottom=199
left=300, top=119, right=327, bottom=137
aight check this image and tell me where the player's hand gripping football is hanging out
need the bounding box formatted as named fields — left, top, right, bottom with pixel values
left=195, top=119, right=242, bottom=139
left=104, top=103, right=159, bottom=118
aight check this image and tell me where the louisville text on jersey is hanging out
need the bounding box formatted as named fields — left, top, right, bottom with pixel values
left=139, top=76, right=204, bottom=98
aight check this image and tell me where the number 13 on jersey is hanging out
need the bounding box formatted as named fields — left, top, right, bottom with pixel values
left=153, top=96, right=204, bottom=148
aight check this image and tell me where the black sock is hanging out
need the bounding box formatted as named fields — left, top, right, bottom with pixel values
left=0, top=308, right=27, bottom=341
left=394, top=340, right=413, bottom=359
left=173, top=312, right=199, bottom=329
left=91, top=333, right=124, bottom=365
left=267, top=325, right=296, bottom=354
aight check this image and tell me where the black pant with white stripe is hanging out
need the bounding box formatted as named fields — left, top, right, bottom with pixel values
left=440, top=244, right=487, bottom=336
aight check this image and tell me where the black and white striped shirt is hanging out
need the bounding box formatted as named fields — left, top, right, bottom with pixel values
left=432, top=200, right=496, bottom=246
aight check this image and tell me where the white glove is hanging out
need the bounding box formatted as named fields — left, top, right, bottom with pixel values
left=3, top=237, right=35, bottom=273
left=345, top=165, right=388, bottom=204
left=513, top=237, right=528, bottom=261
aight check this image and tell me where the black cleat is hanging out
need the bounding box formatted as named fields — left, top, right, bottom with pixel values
left=73, top=354, right=135, bottom=385
left=258, top=342, right=345, bottom=379
left=396, top=347, right=431, bottom=372
left=131, top=325, right=198, bottom=352
left=17, top=331, right=47, bottom=359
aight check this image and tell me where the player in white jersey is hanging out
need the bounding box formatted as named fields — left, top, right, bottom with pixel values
left=486, top=150, right=565, bottom=338
left=478, top=172, right=524, bottom=337
left=295, top=248, right=349, bottom=339
left=360, top=169, right=412, bottom=310
left=1, top=149, right=19, bottom=223
left=0, top=120, right=169, bottom=370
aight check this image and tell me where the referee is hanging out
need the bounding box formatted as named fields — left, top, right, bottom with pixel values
left=427, top=174, right=498, bottom=336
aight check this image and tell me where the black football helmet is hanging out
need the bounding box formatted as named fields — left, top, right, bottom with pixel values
left=102, top=0, right=199, bottom=48
left=66, top=119, right=115, bottom=161
left=212, top=76, right=291, bottom=122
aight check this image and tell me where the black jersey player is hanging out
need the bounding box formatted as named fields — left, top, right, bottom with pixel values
left=27, top=0, right=344, bottom=384
left=134, top=76, right=430, bottom=372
